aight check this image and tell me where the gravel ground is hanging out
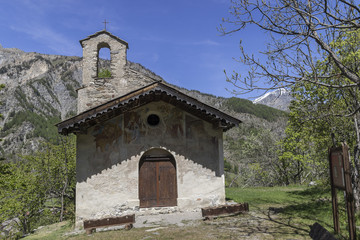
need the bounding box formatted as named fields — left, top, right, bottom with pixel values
left=134, top=211, right=203, bottom=228
left=131, top=209, right=311, bottom=239
left=28, top=209, right=315, bottom=239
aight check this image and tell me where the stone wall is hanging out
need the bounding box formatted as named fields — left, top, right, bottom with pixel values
left=77, top=32, right=155, bottom=113
left=75, top=101, right=225, bottom=229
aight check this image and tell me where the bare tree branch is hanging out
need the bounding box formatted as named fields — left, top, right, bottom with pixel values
left=220, top=0, right=360, bottom=96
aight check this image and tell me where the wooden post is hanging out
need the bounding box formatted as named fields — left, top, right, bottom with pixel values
left=329, top=147, right=340, bottom=234
left=329, top=143, right=357, bottom=239
left=331, top=188, right=340, bottom=234
left=342, top=143, right=357, bottom=240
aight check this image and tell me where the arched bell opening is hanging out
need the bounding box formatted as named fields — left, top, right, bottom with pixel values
left=97, top=42, right=112, bottom=78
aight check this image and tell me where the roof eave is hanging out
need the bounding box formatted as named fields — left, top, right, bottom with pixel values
left=56, top=82, right=241, bottom=135
left=79, top=30, right=129, bottom=49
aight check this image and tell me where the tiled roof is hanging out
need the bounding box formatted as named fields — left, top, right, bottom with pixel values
left=79, top=30, right=129, bottom=49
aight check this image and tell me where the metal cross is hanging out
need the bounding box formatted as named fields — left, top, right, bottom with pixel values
left=103, top=19, right=109, bottom=30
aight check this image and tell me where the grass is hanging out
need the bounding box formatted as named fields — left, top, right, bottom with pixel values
left=23, top=185, right=359, bottom=239
left=226, top=185, right=359, bottom=239
left=226, top=185, right=308, bottom=207
left=24, top=221, right=72, bottom=240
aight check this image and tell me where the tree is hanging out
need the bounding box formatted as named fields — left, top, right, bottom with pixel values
left=224, top=124, right=281, bottom=187
left=282, top=29, right=360, bottom=207
left=0, top=135, right=76, bottom=235
left=26, top=136, right=76, bottom=222
left=221, top=0, right=360, bottom=210
left=277, top=113, right=333, bottom=185
left=220, top=0, right=360, bottom=93
left=0, top=158, right=47, bottom=234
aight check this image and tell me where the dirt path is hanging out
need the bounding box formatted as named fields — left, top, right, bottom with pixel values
left=200, top=210, right=310, bottom=239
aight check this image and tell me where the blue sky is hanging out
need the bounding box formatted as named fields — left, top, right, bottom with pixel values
left=0, top=0, right=267, bottom=99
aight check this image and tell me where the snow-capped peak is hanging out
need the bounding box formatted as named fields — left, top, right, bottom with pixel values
left=253, top=88, right=292, bottom=111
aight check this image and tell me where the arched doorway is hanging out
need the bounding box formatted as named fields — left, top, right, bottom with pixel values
left=139, top=149, right=177, bottom=208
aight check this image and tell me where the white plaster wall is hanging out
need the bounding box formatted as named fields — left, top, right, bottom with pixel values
left=76, top=155, right=140, bottom=226
left=75, top=101, right=225, bottom=228
left=176, top=154, right=225, bottom=209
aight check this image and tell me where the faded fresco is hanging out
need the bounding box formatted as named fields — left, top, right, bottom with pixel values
left=185, top=114, right=219, bottom=170
left=124, top=103, right=184, bottom=147
left=159, top=104, right=184, bottom=139
left=92, top=119, right=122, bottom=152
left=90, top=117, right=123, bottom=170
left=124, top=111, right=146, bottom=144
left=87, top=102, right=219, bottom=173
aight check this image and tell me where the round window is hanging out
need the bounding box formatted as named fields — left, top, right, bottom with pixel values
left=147, top=114, right=160, bottom=126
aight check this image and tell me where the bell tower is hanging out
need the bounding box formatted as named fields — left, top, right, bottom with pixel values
left=77, top=30, right=129, bottom=113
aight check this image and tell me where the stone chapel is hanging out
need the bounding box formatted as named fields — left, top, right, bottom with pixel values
left=57, top=30, right=240, bottom=229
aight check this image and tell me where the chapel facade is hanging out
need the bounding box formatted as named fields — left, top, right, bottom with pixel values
left=57, top=30, right=240, bottom=229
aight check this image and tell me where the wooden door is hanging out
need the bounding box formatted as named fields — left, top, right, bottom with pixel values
left=138, top=160, right=157, bottom=207
left=139, top=157, right=177, bottom=208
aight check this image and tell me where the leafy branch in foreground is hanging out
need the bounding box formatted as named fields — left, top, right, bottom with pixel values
left=221, top=0, right=360, bottom=211
left=220, top=0, right=360, bottom=94
left=280, top=29, right=360, bottom=210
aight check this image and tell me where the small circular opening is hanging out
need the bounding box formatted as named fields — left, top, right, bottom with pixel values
left=147, top=114, right=160, bottom=126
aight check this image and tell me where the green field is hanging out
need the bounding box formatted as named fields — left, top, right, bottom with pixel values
left=226, top=185, right=359, bottom=239
left=24, top=185, right=359, bottom=240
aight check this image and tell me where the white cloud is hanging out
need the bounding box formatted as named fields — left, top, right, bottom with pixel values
left=10, top=23, right=79, bottom=56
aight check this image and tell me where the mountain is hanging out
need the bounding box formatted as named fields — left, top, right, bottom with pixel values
left=0, top=46, right=288, bottom=182
left=253, top=88, right=293, bottom=112
left=0, top=47, right=82, bottom=157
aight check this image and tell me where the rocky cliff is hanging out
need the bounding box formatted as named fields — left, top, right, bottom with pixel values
left=0, top=46, right=287, bottom=162
left=0, top=47, right=82, bottom=156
